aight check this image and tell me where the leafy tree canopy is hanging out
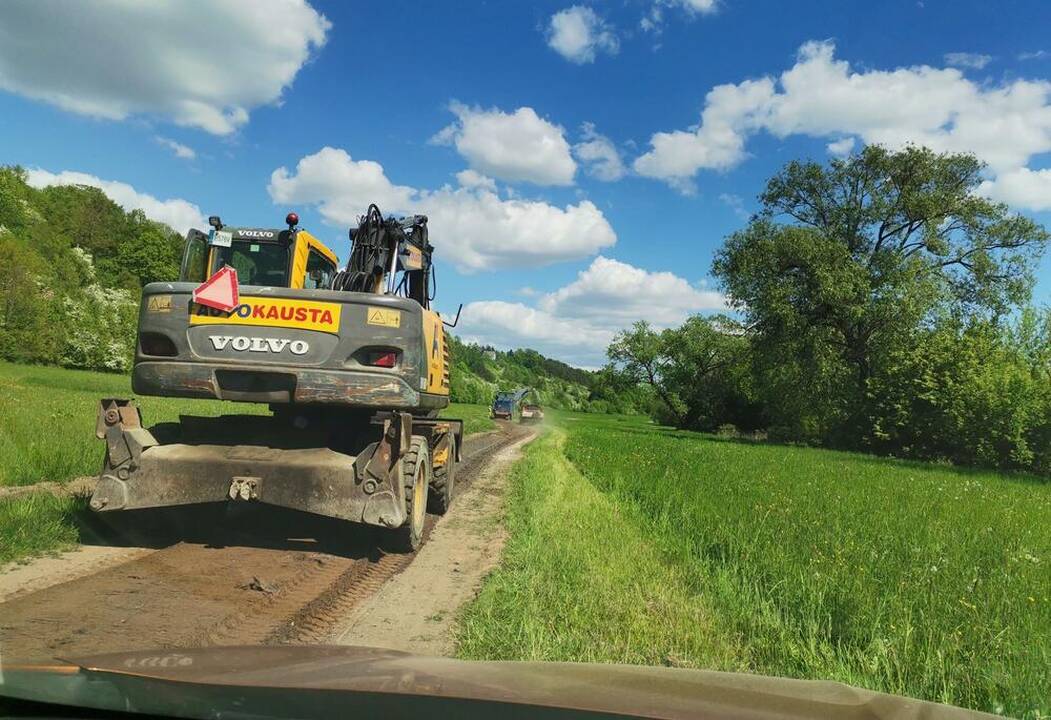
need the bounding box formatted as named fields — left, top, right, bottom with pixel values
left=714, top=145, right=1049, bottom=394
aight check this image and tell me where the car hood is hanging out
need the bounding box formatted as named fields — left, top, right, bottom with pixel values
left=1, top=644, right=994, bottom=720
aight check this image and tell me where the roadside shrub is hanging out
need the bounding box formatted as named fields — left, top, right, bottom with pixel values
left=586, top=399, right=610, bottom=415
left=59, top=283, right=137, bottom=372
left=0, top=234, right=66, bottom=365
left=716, top=423, right=739, bottom=438
left=57, top=250, right=138, bottom=372
left=866, top=314, right=1051, bottom=473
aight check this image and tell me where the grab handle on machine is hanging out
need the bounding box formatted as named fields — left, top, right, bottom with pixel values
left=442, top=303, right=463, bottom=328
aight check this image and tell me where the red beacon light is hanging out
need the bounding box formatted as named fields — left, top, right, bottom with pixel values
left=285, top=212, right=299, bottom=229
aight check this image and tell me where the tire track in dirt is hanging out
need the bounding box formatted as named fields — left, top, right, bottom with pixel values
left=328, top=431, right=534, bottom=654
left=266, top=424, right=533, bottom=646
left=0, top=423, right=530, bottom=661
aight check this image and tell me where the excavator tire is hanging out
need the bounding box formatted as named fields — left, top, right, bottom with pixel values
left=385, top=436, right=430, bottom=553
left=428, top=434, right=456, bottom=515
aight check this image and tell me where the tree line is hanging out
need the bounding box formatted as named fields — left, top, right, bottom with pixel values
left=448, top=335, right=651, bottom=414
left=0, top=166, right=183, bottom=371
left=609, top=146, right=1051, bottom=475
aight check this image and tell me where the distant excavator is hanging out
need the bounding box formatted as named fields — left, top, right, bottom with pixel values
left=91, top=205, right=462, bottom=551
left=491, top=388, right=542, bottom=423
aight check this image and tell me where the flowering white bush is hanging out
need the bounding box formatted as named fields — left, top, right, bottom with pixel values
left=59, top=251, right=138, bottom=372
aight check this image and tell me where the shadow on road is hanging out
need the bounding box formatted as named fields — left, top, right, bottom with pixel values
left=76, top=502, right=383, bottom=561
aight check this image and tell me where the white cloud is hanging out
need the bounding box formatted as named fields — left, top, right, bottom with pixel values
left=268, top=147, right=415, bottom=218
left=826, top=136, right=856, bottom=156
left=455, top=169, right=497, bottom=192
left=419, top=188, right=615, bottom=272
left=155, top=136, right=196, bottom=160
left=0, top=0, right=330, bottom=135
left=459, top=301, right=615, bottom=365
left=460, top=256, right=728, bottom=366
left=718, top=192, right=749, bottom=219
left=539, top=255, right=728, bottom=326
left=979, top=168, right=1051, bottom=211
left=433, top=103, right=577, bottom=186
left=943, top=52, right=992, bottom=69
left=633, top=41, right=1051, bottom=210
left=546, top=6, right=619, bottom=64
left=633, top=76, right=775, bottom=179
left=640, top=0, right=717, bottom=34
left=267, top=147, right=615, bottom=272
left=573, top=122, right=627, bottom=181
left=675, top=0, right=718, bottom=14
left=1019, top=50, right=1048, bottom=61
left=25, top=169, right=205, bottom=234
left=640, top=7, right=663, bottom=33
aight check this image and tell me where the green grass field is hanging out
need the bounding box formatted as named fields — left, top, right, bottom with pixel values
left=446, top=402, right=495, bottom=436
left=0, top=361, right=492, bottom=564
left=459, top=412, right=1050, bottom=718
left=0, top=362, right=274, bottom=487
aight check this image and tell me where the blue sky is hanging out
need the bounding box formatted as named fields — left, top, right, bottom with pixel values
left=2, top=0, right=1049, bottom=366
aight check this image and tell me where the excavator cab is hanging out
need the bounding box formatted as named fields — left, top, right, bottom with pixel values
left=178, top=215, right=338, bottom=290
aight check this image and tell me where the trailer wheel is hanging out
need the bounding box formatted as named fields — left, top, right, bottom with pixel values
left=428, top=433, right=457, bottom=515
left=387, top=436, right=430, bottom=553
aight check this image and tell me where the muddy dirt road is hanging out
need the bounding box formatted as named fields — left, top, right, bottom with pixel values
left=0, top=423, right=533, bottom=661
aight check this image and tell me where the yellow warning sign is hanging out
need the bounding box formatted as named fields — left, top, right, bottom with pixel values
left=146, top=295, right=173, bottom=313
left=190, top=297, right=341, bottom=334
left=367, top=308, right=401, bottom=328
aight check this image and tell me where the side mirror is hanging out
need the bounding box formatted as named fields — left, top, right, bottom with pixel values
left=208, top=215, right=223, bottom=230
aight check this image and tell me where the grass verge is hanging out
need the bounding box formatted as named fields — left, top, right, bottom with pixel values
left=456, top=427, right=741, bottom=669
left=459, top=412, right=1050, bottom=718
left=444, top=402, right=496, bottom=436
left=0, top=361, right=269, bottom=487
left=0, top=493, right=83, bottom=565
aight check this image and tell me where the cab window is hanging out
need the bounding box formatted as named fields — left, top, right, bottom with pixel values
left=211, top=241, right=291, bottom=286
left=179, top=231, right=208, bottom=282
left=305, top=248, right=336, bottom=289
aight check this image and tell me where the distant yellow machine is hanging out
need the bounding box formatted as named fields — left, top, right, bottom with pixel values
left=91, top=205, right=461, bottom=552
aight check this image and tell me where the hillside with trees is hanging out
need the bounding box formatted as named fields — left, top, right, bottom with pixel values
left=0, top=166, right=183, bottom=371
left=448, top=335, right=650, bottom=413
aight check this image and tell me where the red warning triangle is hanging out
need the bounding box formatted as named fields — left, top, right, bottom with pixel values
left=192, top=266, right=239, bottom=312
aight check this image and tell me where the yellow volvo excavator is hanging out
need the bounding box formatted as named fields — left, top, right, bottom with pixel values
left=92, top=205, right=460, bottom=551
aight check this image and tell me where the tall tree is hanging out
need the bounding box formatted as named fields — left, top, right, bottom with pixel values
left=608, top=317, right=748, bottom=429
left=608, top=321, right=687, bottom=425
left=713, top=145, right=1049, bottom=412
